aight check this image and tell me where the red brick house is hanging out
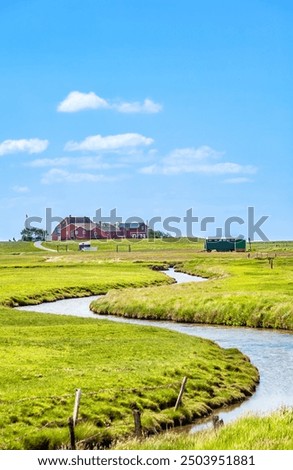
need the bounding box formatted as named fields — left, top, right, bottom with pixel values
left=52, top=216, right=147, bottom=241
left=118, top=222, right=147, bottom=238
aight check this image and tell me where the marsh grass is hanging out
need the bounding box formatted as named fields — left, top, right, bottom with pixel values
left=90, top=256, right=293, bottom=330
left=0, top=241, right=39, bottom=254
left=0, top=308, right=258, bottom=449
left=0, top=260, right=173, bottom=307
left=42, top=238, right=204, bottom=252
left=114, top=407, right=293, bottom=450
left=0, top=240, right=291, bottom=449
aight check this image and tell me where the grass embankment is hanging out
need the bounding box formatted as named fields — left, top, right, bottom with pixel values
left=42, top=238, right=204, bottom=253
left=0, top=308, right=259, bottom=449
left=0, top=241, right=290, bottom=449
left=0, top=241, right=40, bottom=254
left=0, top=257, right=172, bottom=307
left=115, top=407, right=293, bottom=450
left=91, top=256, right=293, bottom=330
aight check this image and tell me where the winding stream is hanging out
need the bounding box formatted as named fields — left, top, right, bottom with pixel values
left=16, top=268, right=293, bottom=431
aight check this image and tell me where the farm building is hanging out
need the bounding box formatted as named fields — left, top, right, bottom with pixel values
left=204, top=238, right=246, bottom=252
left=118, top=222, right=148, bottom=239
left=51, top=216, right=147, bottom=241
left=51, top=216, right=107, bottom=241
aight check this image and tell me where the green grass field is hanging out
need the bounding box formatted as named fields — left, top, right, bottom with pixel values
left=115, top=407, right=293, bottom=450
left=91, top=255, right=293, bottom=330
left=0, top=240, right=292, bottom=449
left=0, top=308, right=259, bottom=449
left=0, top=241, right=40, bottom=254
left=42, top=237, right=204, bottom=252
left=0, top=260, right=173, bottom=307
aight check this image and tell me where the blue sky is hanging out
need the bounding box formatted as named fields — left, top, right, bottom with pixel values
left=0, top=0, right=292, bottom=240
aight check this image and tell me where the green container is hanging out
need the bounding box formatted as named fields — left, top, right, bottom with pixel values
left=204, top=238, right=246, bottom=252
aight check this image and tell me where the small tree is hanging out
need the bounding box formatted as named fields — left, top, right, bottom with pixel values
left=148, top=229, right=172, bottom=239
left=21, top=227, right=47, bottom=241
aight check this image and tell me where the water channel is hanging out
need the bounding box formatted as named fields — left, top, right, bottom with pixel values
left=16, top=268, right=293, bottom=432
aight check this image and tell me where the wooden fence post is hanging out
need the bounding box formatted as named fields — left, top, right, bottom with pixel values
left=132, top=409, right=142, bottom=438
left=174, top=377, right=188, bottom=411
left=68, top=388, right=81, bottom=449
left=73, top=388, right=82, bottom=427
left=68, top=416, right=76, bottom=450
left=268, top=257, right=274, bottom=269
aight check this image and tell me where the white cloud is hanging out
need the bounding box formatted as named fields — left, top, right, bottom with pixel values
left=139, top=164, right=159, bottom=175
left=57, top=91, right=109, bottom=112
left=65, top=133, right=154, bottom=152
left=41, top=168, right=121, bottom=184
left=28, top=157, right=71, bottom=168
left=164, top=146, right=222, bottom=164
left=114, top=98, right=162, bottom=114
left=0, top=138, right=49, bottom=156
left=28, top=156, right=127, bottom=170
left=223, top=177, right=253, bottom=184
left=12, top=185, right=30, bottom=193
left=57, top=91, right=162, bottom=114
left=77, top=157, right=126, bottom=170
left=139, top=146, right=257, bottom=176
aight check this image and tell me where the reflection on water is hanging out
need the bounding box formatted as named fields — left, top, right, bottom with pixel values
left=162, top=267, right=208, bottom=284
left=16, top=268, right=293, bottom=431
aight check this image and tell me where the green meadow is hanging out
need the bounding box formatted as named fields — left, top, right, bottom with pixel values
left=0, top=260, right=172, bottom=307
left=0, top=308, right=258, bottom=449
left=91, top=254, right=293, bottom=330
left=0, top=241, right=176, bottom=307
left=42, top=237, right=203, bottom=252
left=0, top=240, right=292, bottom=449
left=115, top=407, right=293, bottom=450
